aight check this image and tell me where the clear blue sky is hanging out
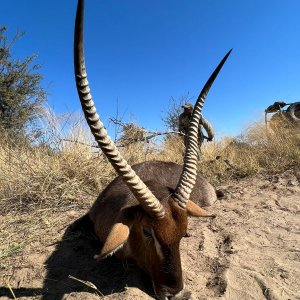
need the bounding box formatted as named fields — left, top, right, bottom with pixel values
left=1, top=0, right=300, bottom=137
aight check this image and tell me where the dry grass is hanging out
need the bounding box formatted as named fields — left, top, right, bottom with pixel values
left=0, top=110, right=114, bottom=214
left=199, top=121, right=300, bottom=183
left=0, top=115, right=299, bottom=215
left=0, top=139, right=114, bottom=214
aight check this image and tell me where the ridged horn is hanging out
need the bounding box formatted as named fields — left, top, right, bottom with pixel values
left=74, top=0, right=165, bottom=219
left=174, top=50, right=232, bottom=208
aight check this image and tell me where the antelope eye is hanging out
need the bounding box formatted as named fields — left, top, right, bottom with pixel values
left=142, top=226, right=153, bottom=238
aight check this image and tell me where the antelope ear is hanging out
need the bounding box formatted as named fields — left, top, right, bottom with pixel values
left=186, top=200, right=216, bottom=218
left=94, top=222, right=130, bottom=260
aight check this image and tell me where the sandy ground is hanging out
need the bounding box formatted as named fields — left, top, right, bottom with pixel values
left=0, top=169, right=299, bottom=300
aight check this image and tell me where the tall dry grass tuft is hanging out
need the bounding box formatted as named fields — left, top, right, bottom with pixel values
left=156, top=135, right=185, bottom=164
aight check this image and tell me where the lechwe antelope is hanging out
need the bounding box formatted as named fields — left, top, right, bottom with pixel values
left=74, top=0, right=231, bottom=298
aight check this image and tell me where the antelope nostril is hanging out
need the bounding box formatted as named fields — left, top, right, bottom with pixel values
left=153, top=280, right=185, bottom=300
left=168, top=289, right=192, bottom=300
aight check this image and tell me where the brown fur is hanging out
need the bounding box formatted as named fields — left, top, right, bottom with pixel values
left=88, top=161, right=216, bottom=299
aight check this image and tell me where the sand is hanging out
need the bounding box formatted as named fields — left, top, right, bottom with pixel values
left=0, top=169, right=299, bottom=299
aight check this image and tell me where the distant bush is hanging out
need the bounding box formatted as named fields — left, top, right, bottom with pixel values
left=0, top=26, right=47, bottom=144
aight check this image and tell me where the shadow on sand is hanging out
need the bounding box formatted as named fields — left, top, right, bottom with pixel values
left=0, top=215, right=154, bottom=299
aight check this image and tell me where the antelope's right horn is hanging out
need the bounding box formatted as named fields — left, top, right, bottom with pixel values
left=174, top=50, right=232, bottom=208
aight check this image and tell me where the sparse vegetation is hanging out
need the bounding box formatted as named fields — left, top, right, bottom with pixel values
left=0, top=101, right=299, bottom=298
left=0, top=112, right=299, bottom=215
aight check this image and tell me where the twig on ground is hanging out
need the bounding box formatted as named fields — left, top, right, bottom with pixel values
left=68, top=275, right=104, bottom=296
left=6, top=282, right=17, bottom=300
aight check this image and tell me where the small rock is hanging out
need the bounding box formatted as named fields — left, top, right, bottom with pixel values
left=288, top=180, right=298, bottom=186
left=199, top=241, right=204, bottom=251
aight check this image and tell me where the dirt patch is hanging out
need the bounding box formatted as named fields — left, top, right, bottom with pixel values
left=0, top=170, right=299, bottom=299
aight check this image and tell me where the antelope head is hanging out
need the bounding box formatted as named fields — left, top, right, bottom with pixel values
left=74, top=0, right=231, bottom=298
